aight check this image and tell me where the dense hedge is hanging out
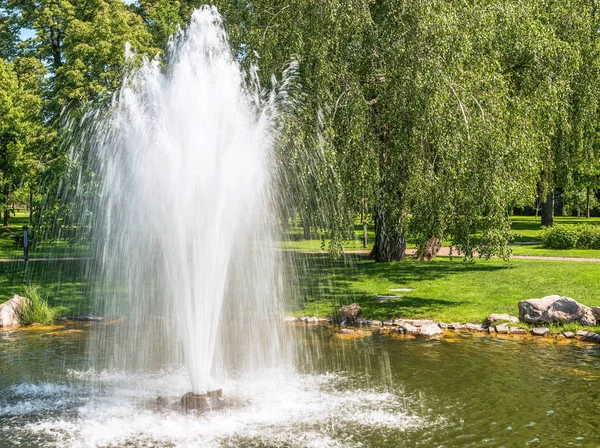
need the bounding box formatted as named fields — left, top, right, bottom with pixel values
left=541, top=225, right=600, bottom=249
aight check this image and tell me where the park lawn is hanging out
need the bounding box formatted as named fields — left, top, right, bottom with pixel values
left=510, top=215, right=600, bottom=242
left=509, top=244, right=600, bottom=258
left=0, top=212, right=89, bottom=259
left=289, top=254, right=600, bottom=325
left=0, top=260, right=95, bottom=316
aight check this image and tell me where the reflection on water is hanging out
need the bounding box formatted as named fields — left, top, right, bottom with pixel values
left=1, top=324, right=600, bottom=447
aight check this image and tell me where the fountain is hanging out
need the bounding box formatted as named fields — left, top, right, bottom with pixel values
left=83, top=6, right=288, bottom=408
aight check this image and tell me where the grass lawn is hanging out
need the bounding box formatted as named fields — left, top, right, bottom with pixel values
left=0, top=212, right=89, bottom=259
left=290, top=254, right=600, bottom=326
left=0, top=260, right=94, bottom=316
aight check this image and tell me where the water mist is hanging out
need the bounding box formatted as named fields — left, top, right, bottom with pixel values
left=84, top=6, right=288, bottom=402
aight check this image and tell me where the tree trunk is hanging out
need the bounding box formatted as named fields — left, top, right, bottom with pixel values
left=29, top=186, right=33, bottom=224
left=369, top=209, right=406, bottom=261
left=301, top=218, right=310, bottom=239
left=541, top=191, right=554, bottom=227
left=3, top=185, right=9, bottom=227
left=586, top=186, right=591, bottom=219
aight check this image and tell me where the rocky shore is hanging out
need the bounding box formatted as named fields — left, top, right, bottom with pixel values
left=285, top=295, right=600, bottom=344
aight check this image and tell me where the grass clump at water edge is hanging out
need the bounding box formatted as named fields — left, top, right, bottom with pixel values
left=20, top=284, right=57, bottom=325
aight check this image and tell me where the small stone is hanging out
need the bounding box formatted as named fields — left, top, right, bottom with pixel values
left=438, top=322, right=448, bottom=329
left=317, top=317, right=331, bottom=323
left=383, top=320, right=394, bottom=326
left=485, top=313, right=520, bottom=326
left=418, top=323, right=443, bottom=338
left=306, top=316, right=319, bottom=324
left=448, top=322, right=464, bottom=330
left=495, top=323, right=510, bottom=334
left=300, top=316, right=310, bottom=323
left=488, top=326, right=496, bottom=334
left=339, top=303, right=362, bottom=323
left=563, top=331, right=575, bottom=339
left=282, top=316, right=298, bottom=323
left=576, top=330, right=590, bottom=338
left=464, top=323, right=486, bottom=332
left=367, top=320, right=382, bottom=327
left=532, top=328, right=550, bottom=336
left=400, top=323, right=420, bottom=335
left=509, top=327, right=528, bottom=335
left=403, top=319, right=434, bottom=327
left=393, top=318, right=406, bottom=326
left=339, top=328, right=355, bottom=334
left=356, top=318, right=369, bottom=326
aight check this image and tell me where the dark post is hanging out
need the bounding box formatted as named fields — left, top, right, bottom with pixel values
left=23, top=225, right=29, bottom=262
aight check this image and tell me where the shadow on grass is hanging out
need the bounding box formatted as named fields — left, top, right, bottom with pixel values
left=288, top=253, right=509, bottom=320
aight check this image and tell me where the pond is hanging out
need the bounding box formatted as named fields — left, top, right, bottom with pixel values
left=1, top=324, right=599, bottom=447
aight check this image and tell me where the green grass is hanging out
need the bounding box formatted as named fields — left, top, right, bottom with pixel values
left=0, top=260, right=95, bottom=316
left=0, top=211, right=90, bottom=259
left=510, top=215, right=600, bottom=242
left=289, top=254, right=600, bottom=325
left=19, top=284, right=57, bottom=325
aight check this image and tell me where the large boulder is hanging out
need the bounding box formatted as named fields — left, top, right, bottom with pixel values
left=0, top=295, right=29, bottom=328
left=518, top=295, right=596, bottom=326
left=339, top=303, right=362, bottom=324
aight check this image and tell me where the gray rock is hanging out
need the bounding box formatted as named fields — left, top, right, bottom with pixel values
left=464, top=323, right=486, bottom=332
left=487, top=326, right=496, bottom=334
left=392, top=318, right=406, bottom=326
left=400, top=323, right=420, bottom=335
left=339, top=328, right=355, bottom=334
left=403, top=319, right=435, bottom=327
left=563, top=331, right=575, bottom=339
left=591, top=306, right=600, bottom=322
left=518, top=295, right=597, bottom=326
left=495, top=323, right=510, bottom=334
left=339, top=303, right=362, bottom=323
left=448, top=322, right=464, bottom=330
left=509, top=327, right=528, bottom=335
left=532, top=327, right=550, bottom=336
left=355, top=318, right=369, bottom=326
left=282, top=316, right=298, bottom=323
left=318, top=317, right=331, bottom=323
left=576, top=330, right=590, bottom=338
left=438, top=322, right=448, bottom=329
left=418, top=323, right=443, bottom=338
left=306, top=316, right=319, bottom=324
left=486, top=313, right=520, bottom=326
left=383, top=319, right=394, bottom=326
left=0, top=295, right=29, bottom=328
left=367, top=320, right=382, bottom=327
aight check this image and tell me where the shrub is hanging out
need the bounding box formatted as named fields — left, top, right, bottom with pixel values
left=20, top=285, right=56, bottom=325
left=542, top=224, right=600, bottom=250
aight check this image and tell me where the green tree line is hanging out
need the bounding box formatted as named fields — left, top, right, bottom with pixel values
left=1, top=0, right=599, bottom=261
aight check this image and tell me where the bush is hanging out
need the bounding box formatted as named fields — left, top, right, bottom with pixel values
left=542, top=224, right=600, bottom=249
left=20, top=285, right=56, bottom=325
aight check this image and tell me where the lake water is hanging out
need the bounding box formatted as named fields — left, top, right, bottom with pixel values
left=1, top=324, right=599, bottom=447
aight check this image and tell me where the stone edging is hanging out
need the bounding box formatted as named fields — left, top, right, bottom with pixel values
left=283, top=316, right=600, bottom=343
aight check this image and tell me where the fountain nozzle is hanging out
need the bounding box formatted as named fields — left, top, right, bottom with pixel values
left=180, top=389, right=224, bottom=413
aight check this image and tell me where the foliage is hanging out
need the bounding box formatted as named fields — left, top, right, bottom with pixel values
left=542, top=224, right=600, bottom=249
left=19, top=284, right=56, bottom=325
